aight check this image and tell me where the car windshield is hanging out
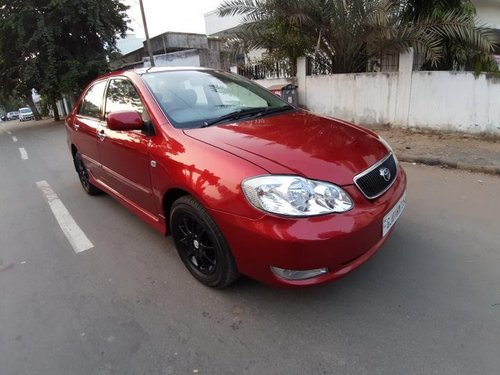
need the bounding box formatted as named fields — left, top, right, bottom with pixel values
left=20, top=108, right=31, bottom=114
left=141, top=70, right=293, bottom=129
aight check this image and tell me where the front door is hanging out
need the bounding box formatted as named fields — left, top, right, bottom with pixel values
left=98, top=78, right=157, bottom=215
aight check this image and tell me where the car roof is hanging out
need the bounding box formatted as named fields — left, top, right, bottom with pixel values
left=134, top=66, right=213, bottom=75
left=82, top=66, right=221, bottom=90
left=108, top=66, right=215, bottom=78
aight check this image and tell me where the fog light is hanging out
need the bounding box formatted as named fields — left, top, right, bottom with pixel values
left=271, top=266, right=329, bottom=280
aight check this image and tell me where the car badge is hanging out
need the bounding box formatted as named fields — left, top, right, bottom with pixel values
left=379, top=167, right=391, bottom=182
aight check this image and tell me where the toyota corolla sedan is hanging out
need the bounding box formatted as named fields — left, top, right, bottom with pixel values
left=65, top=67, right=406, bottom=288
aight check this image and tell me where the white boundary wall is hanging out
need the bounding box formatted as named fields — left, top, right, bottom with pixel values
left=293, top=54, right=500, bottom=134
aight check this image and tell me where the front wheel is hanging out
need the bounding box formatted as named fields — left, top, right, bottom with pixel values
left=170, top=196, right=239, bottom=288
left=73, top=151, right=102, bottom=195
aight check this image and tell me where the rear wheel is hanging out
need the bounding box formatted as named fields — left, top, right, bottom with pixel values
left=170, top=196, right=239, bottom=288
left=73, top=151, right=102, bottom=195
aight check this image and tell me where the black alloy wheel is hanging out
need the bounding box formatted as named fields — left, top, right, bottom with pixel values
left=170, top=196, right=238, bottom=288
left=73, top=151, right=102, bottom=195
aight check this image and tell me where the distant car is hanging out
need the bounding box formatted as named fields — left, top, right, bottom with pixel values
left=18, top=107, right=34, bottom=121
left=7, top=111, right=19, bottom=120
left=66, top=67, right=406, bottom=288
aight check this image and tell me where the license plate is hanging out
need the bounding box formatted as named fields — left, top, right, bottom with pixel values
left=382, top=192, right=406, bottom=237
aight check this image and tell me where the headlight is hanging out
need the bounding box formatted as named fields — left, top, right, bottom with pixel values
left=241, top=175, right=353, bottom=216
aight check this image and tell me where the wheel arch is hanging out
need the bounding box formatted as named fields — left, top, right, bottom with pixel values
left=71, top=144, right=78, bottom=158
left=162, top=188, right=190, bottom=235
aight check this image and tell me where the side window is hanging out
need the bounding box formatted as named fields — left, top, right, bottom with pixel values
left=105, top=79, right=145, bottom=117
left=78, top=81, right=107, bottom=119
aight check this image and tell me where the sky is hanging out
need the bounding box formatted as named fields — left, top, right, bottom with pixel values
left=123, top=0, right=224, bottom=38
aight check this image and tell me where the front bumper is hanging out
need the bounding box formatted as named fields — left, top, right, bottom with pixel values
left=210, top=167, right=407, bottom=287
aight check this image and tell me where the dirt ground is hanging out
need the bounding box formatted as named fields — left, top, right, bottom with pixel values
left=367, top=125, right=500, bottom=171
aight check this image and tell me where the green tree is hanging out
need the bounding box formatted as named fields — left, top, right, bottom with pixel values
left=218, top=0, right=312, bottom=75
left=218, top=0, right=498, bottom=74
left=0, top=0, right=129, bottom=121
left=403, top=0, right=498, bottom=71
left=0, top=91, right=24, bottom=114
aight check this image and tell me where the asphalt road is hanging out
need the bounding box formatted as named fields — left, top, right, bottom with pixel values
left=1, top=119, right=499, bottom=375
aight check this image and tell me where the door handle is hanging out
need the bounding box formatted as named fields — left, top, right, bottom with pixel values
left=97, top=130, right=106, bottom=141
left=74, top=124, right=79, bottom=131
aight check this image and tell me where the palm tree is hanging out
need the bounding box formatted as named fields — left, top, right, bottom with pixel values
left=217, top=0, right=498, bottom=74
left=218, top=0, right=314, bottom=75
left=403, top=0, right=498, bottom=71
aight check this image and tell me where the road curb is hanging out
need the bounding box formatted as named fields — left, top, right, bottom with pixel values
left=399, top=156, right=500, bottom=176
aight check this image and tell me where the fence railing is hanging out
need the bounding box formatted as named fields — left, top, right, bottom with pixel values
left=237, top=60, right=293, bottom=80
left=306, top=53, right=401, bottom=75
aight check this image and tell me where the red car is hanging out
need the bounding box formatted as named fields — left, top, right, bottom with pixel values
left=65, top=67, right=406, bottom=288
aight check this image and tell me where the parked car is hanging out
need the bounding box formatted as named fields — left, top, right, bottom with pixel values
left=66, top=67, right=406, bottom=288
left=7, top=111, right=19, bottom=120
left=18, top=107, right=34, bottom=121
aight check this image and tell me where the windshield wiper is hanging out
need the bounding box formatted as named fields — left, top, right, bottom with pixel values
left=201, top=105, right=293, bottom=128
left=259, top=106, right=294, bottom=116
left=202, top=107, right=268, bottom=127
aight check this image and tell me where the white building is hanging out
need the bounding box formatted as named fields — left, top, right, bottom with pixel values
left=473, top=0, right=500, bottom=65
left=473, top=0, right=500, bottom=30
left=204, top=9, right=267, bottom=63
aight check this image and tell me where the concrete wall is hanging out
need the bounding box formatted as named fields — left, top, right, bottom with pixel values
left=152, top=32, right=209, bottom=53
left=291, top=54, right=500, bottom=134
left=152, top=50, right=201, bottom=67
left=301, top=72, right=400, bottom=125
left=408, top=72, right=500, bottom=133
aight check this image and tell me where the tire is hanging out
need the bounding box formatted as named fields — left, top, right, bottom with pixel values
left=170, top=196, right=239, bottom=288
left=73, top=151, right=102, bottom=195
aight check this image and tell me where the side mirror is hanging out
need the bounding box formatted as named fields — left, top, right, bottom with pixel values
left=107, top=111, right=143, bottom=131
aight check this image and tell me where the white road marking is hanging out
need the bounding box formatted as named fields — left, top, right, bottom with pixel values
left=19, top=147, right=28, bottom=160
left=7, top=131, right=12, bottom=134
left=12, top=136, right=18, bottom=142
left=36, top=180, right=94, bottom=253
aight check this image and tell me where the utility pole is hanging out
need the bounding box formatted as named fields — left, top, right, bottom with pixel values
left=138, top=0, right=155, bottom=67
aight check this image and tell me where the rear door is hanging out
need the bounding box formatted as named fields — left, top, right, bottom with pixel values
left=98, top=78, right=157, bottom=215
left=72, top=80, right=107, bottom=181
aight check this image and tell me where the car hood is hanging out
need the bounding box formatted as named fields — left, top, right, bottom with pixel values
left=184, top=110, right=389, bottom=186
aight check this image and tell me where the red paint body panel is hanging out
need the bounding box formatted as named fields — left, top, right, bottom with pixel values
left=71, top=116, right=103, bottom=180
left=210, top=169, right=406, bottom=287
left=98, top=127, right=157, bottom=215
left=147, top=128, right=268, bottom=220
left=66, top=67, right=407, bottom=287
left=185, top=111, right=388, bottom=185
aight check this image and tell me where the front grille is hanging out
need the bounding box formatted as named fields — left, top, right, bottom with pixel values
left=354, top=154, right=397, bottom=199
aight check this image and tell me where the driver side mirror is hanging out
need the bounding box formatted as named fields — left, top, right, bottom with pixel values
left=107, top=111, right=143, bottom=131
